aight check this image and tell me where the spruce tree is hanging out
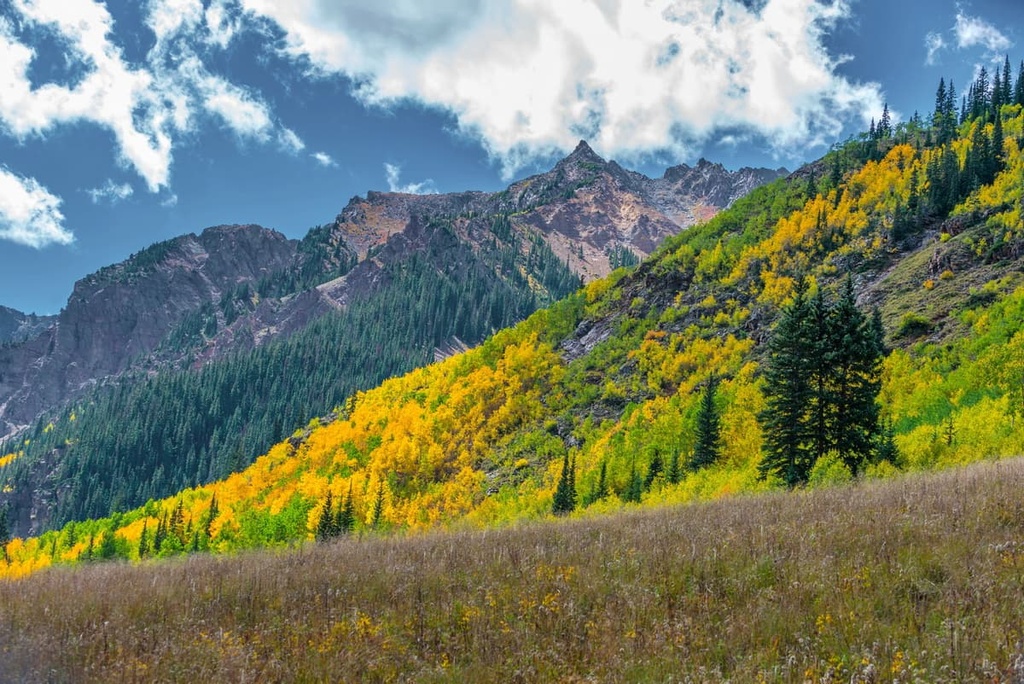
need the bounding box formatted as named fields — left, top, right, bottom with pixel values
left=828, top=278, right=884, bottom=475
left=138, top=520, right=150, bottom=559
left=0, top=507, right=9, bottom=562
left=643, top=450, right=663, bottom=490
left=315, top=490, right=336, bottom=542
left=621, top=462, right=643, bottom=503
left=153, top=513, right=168, bottom=554
left=666, top=450, right=681, bottom=485
left=204, top=493, right=219, bottom=540
left=595, top=460, right=609, bottom=500
left=876, top=416, right=900, bottom=466
left=759, top=281, right=815, bottom=486
left=370, top=480, right=386, bottom=529
left=691, top=375, right=722, bottom=470
left=760, top=278, right=885, bottom=484
left=1002, top=56, right=1013, bottom=106
left=553, top=451, right=576, bottom=514
left=1015, top=60, right=1024, bottom=107
left=336, top=483, right=355, bottom=534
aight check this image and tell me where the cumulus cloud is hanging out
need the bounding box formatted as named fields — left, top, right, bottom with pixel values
left=954, top=11, right=1012, bottom=55
left=384, top=163, right=437, bottom=194
left=0, top=0, right=301, bottom=200
left=0, top=167, right=73, bottom=248
left=239, top=0, right=883, bottom=175
left=87, top=180, right=134, bottom=205
left=312, top=151, right=337, bottom=167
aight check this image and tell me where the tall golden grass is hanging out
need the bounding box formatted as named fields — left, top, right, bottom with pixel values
left=3, top=459, right=1024, bottom=682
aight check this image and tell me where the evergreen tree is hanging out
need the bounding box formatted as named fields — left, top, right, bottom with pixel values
left=153, top=513, right=168, bottom=554
left=97, top=528, right=118, bottom=560
left=621, top=463, right=643, bottom=504
left=203, top=493, right=218, bottom=540
left=0, top=506, right=9, bottom=562
left=875, top=416, right=900, bottom=466
left=759, top=278, right=884, bottom=484
left=315, top=490, right=337, bottom=542
left=878, top=103, right=892, bottom=138
left=169, top=499, right=185, bottom=543
left=933, top=77, right=947, bottom=134
left=666, top=450, right=681, bottom=485
left=138, top=520, right=150, bottom=559
left=807, top=288, right=834, bottom=463
left=370, top=480, right=386, bottom=529
left=591, top=460, right=609, bottom=502
left=1002, top=55, right=1013, bottom=106
left=1015, top=60, right=1024, bottom=106
left=643, top=450, right=663, bottom=490
left=336, top=484, right=355, bottom=534
left=691, top=375, right=722, bottom=470
left=83, top=533, right=95, bottom=562
left=827, top=279, right=884, bottom=475
left=759, top=281, right=815, bottom=486
left=552, top=452, right=577, bottom=514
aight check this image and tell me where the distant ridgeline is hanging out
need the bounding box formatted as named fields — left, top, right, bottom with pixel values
left=0, top=131, right=783, bottom=540
left=5, top=59, right=1024, bottom=578
left=0, top=214, right=581, bottom=534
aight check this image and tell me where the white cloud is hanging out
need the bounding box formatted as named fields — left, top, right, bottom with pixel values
left=198, top=73, right=275, bottom=142
left=239, top=0, right=884, bottom=175
left=0, top=2, right=172, bottom=190
left=954, top=11, right=1012, bottom=55
left=384, top=163, right=437, bottom=194
left=312, top=151, right=337, bottom=167
left=925, top=31, right=946, bottom=65
left=0, top=0, right=302, bottom=198
left=87, top=180, right=134, bottom=204
left=0, top=166, right=73, bottom=248
left=279, top=127, right=306, bottom=153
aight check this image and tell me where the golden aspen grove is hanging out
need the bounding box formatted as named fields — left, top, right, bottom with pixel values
left=4, top=92, right=1024, bottom=582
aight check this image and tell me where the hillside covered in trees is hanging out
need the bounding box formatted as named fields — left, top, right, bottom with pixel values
left=4, top=61, right=1024, bottom=578
left=0, top=142, right=780, bottom=539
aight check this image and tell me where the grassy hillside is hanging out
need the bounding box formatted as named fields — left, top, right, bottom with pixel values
left=2, top=459, right=1023, bottom=681
left=3, top=88, right=1024, bottom=577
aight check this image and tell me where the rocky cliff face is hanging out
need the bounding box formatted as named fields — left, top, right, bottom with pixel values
left=0, top=144, right=785, bottom=444
left=0, top=225, right=296, bottom=437
left=0, top=307, right=55, bottom=345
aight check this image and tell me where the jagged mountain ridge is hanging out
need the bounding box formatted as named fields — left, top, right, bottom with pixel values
left=0, top=307, right=55, bottom=346
left=0, top=143, right=785, bottom=443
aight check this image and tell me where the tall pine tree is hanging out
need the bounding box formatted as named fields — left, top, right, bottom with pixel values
left=759, top=281, right=815, bottom=486
left=552, top=452, right=577, bottom=514
left=827, top=279, right=884, bottom=474
left=759, top=278, right=884, bottom=485
left=691, top=375, right=722, bottom=470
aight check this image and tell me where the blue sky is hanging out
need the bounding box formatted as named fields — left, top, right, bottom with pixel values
left=0, top=0, right=1021, bottom=315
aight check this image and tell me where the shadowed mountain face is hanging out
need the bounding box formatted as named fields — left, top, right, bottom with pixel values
left=0, top=307, right=55, bottom=346
left=0, top=143, right=784, bottom=445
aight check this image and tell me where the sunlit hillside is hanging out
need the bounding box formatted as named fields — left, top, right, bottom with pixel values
left=2, top=72, right=1024, bottom=580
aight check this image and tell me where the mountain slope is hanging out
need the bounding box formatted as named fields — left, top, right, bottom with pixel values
left=0, top=307, right=55, bottom=346
left=0, top=145, right=783, bottom=536
left=4, top=81, right=1022, bottom=575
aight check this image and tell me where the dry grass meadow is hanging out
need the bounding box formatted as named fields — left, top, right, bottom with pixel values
left=3, top=459, right=1024, bottom=682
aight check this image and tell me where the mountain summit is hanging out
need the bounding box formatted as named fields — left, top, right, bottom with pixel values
left=0, top=149, right=784, bottom=534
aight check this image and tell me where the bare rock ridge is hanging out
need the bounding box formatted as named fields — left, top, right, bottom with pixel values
left=0, top=307, right=55, bottom=345
left=0, top=144, right=786, bottom=443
